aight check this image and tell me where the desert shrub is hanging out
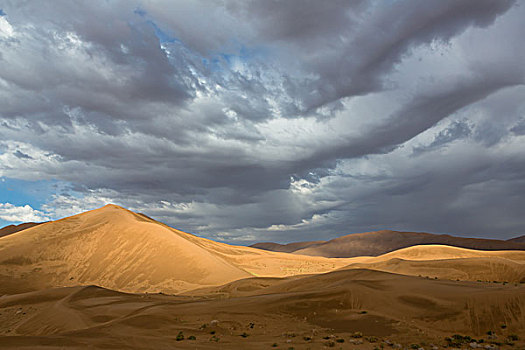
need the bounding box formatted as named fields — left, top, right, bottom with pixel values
left=240, top=332, right=249, bottom=338
left=410, top=344, right=420, bottom=349
left=367, top=336, right=378, bottom=343
left=187, top=335, right=196, bottom=340
left=359, top=310, right=368, bottom=314
left=325, top=340, right=335, bottom=347
left=445, top=334, right=472, bottom=347
left=272, top=343, right=278, bottom=347
left=351, top=331, right=363, bottom=338
left=336, top=338, right=344, bottom=343
left=209, top=335, right=220, bottom=342
left=176, top=331, right=184, bottom=341
left=303, top=336, right=311, bottom=341
left=508, top=334, right=519, bottom=341
left=210, top=330, right=216, bottom=335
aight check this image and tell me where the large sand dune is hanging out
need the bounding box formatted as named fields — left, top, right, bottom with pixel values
left=0, top=205, right=352, bottom=294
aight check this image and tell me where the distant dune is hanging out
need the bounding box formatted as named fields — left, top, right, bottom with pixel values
left=508, top=234, right=525, bottom=243
left=250, top=240, right=325, bottom=253
left=251, top=229, right=525, bottom=258
left=0, top=222, right=43, bottom=238
left=341, top=245, right=525, bottom=283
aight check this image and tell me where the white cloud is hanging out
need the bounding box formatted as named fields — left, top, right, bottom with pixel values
left=0, top=17, right=14, bottom=39
left=0, top=203, right=50, bottom=222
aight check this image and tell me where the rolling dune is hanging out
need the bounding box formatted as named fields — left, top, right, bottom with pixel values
left=1, top=269, right=524, bottom=349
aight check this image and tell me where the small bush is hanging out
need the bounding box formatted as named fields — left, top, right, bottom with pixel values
left=240, top=332, right=249, bottom=338
left=508, top=334, right=519, bottom=341
left=209, top=335, right=220, bottom=342
left=367, top=336, right=378, bottom=343
left=351, top=331, right=363, bottom=338
left=303, top=336, right=311, bottom=341
left=272, top=343, right=278, bottom=348
left=187, top=335, right=196, bottom=340
left=176, top=331, right=184, bottom=341
left=410, top=344, right=420, bottom=349
left=359, top=310, right=368, bottom=314
left=210, top=330, right=216, bottom=335
left=336, top=338, right=344, bottom=343
left=445, top=334, right=473, bottom=347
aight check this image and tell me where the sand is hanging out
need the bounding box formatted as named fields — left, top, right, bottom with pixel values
left=1, top=205, right=524, bottom=349
left=0, top=270, right=524, bottom=349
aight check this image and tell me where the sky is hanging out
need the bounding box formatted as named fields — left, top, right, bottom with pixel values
left=0, top=0, right=524, bottom=244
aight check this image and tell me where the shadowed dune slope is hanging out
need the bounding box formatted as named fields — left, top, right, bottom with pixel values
left=0, top=223, right=43, bottom=239
left=0, top=205, right=353, bottom=295
left=285, top=230, right=525, bottom=257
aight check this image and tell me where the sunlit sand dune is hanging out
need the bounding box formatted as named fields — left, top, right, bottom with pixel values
left=0, top=205, right=352, bottom=294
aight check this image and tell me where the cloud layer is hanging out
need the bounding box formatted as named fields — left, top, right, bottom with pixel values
left=1, top=1, right=524, bottom=242
left=0, top=203, right=49, bottom=222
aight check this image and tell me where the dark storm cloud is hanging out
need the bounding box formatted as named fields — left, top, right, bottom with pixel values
left=1, top=0, right=524, bottom=242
